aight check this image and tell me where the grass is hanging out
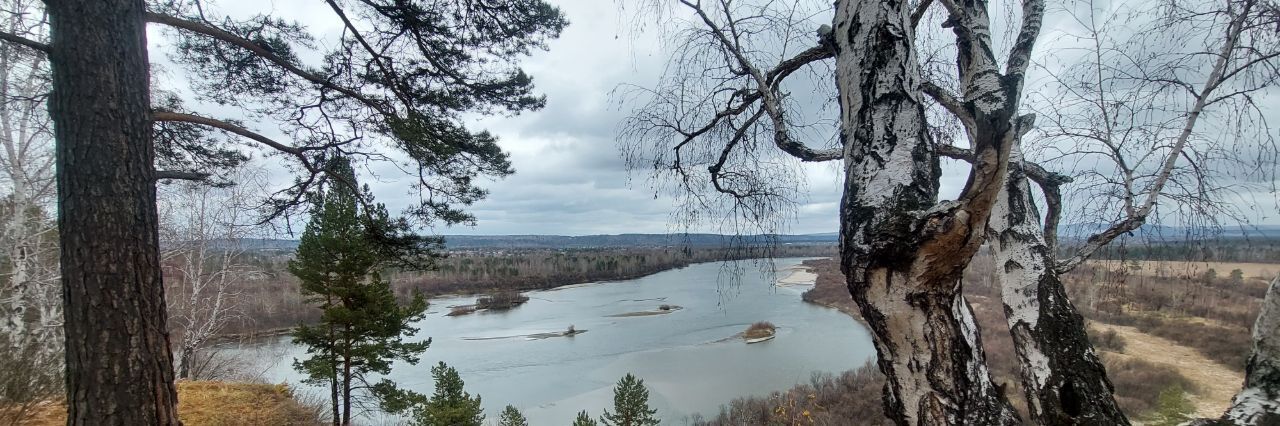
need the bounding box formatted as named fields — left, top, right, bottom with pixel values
left=22, top=381, right=325, bottom=425
left=743, top=322, right=776, bottom=339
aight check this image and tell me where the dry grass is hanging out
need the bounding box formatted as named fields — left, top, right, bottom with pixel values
left=22, top=381, right=324, bottom=426
left=1092, top=322, right=1243, bottom=418
left=1086, top=260, right=1278, bottom=281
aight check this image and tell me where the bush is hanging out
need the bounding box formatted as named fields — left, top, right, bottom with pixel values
left=696, top=362, right=890, bottom=426
left=476, top=291, right=530, bottom=310
left=1102, top=354, right=1198, bottom=416
left=743, top=322, right=776, bottom=339
left=1090, top=327, right=1127, bottom=353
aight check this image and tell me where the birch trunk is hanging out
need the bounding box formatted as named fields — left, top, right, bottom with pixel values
left=833, top=0, right=1018, bottom=423
left=989, top=145, right=1128, bottom=424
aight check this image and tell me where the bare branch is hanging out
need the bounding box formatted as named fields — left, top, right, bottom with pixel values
left=151, top=111, right=304, bottom=158
left=910, top=0, right=935, bottom=29
left=0, top=30, right=47, bottom=53
left=680, top=0, right=841, bottom=163
left=1005, top=0, right=1046, bottom=78
left=922, top=81, right=973, bottom=127
left=155, top=170, right=211, bottom=181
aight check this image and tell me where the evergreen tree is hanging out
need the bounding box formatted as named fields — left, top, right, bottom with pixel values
left=499, top=405, right=529, bottom=426
left=415, top=362, right=484, bottom=426
left=600, top=374, right=659, bottom=426
left=1145, top=385, right=1195, bottom=426
left=290, top=158, right=432, bottom=425
left=572, top=410, right=599, bottom=426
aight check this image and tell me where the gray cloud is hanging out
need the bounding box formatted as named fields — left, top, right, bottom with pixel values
left=156, top=0, right=1277, bottom=238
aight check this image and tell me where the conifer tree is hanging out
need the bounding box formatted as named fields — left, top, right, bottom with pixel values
left=499, top=405, right=529, bottom=426
left=415, top=362, right=484, bottom=426
left=1145, top=386, right=1196, bottom=426
left=290, top=157, right=431, bottom=425
left=572, top=410, right=599, bottom=426
left=600, top=374, right=659, bottom=426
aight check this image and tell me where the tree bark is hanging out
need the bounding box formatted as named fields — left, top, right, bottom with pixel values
left=833, top=0, right=1018, bottom=424
left=46, top=0, right=180, bottom=423
left=989, top=145, right=1129, bottom=424
left=342, top=350, right=352, bottom=426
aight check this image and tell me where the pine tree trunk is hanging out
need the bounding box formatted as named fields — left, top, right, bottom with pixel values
left=46, top=0, right=180, bottom=423
left=832, top=1, right=1018, bottom=424
left=342, top=352, right=352, bottom=426
left=989, top=146, right=1128, bottom=424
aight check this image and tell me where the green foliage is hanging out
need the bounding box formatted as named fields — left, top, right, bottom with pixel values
left=600, top=374, right=659, bottom=426
left=155, top=0, right=568, bottom=224
left=289, top=158, right=431, bottom=419
left=498, top=405, right=529, bottom=426
left=1229, top=268, right=1245, bottom=284
left=413, top=362, right=484, bottom=426
left=572, top=410, right=599, bottom=426
left=1143, top=385, right=1196, bottom=426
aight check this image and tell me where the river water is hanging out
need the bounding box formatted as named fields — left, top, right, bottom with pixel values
left=231, top=258, right=876, bottom=424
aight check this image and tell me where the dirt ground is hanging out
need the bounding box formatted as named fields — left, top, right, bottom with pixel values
left=1091, top=321, right=1244, bottom=418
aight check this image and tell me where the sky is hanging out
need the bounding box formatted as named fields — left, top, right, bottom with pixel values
left=146, top=0, right=1279, bottom=237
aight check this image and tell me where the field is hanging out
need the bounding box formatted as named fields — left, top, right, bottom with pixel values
left=1087, top=259, right=1279, bottom=280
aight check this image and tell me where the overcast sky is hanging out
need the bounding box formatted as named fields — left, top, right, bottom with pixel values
left=149, top=0, right=1279, bottom=236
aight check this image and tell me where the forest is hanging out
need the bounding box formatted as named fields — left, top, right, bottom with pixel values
left=1, top=0, right=1279, bottom=424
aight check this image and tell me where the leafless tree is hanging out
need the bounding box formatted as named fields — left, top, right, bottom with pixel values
left=0, top=0, right=54, bottom=348
left=0, top=0, right=59, bottom=420
left=158, top=166, right=266, bottom=380
left=622, top=0, right=1049, bottom=423
left=625, top=0, right=1280, bottom=424
left=996, top=0, right=1280, bottom=423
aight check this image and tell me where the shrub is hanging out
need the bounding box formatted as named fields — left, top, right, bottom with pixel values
left=476, top=291, right=530, bottom=310
left=1102, top=354, right=1198, bottom=416
left=1089, top=327, right=1127, bottom=353
left=743, top=322, right=776, bottom=339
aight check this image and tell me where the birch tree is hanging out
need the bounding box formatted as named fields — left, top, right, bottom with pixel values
left=623, top=0, right=1047, bottom=423
left=0, top=0, right=54, bottom=350
left=990, top=0, right=1280, bottom=423
left=0, top=0, right=60, bottom=419
left=0, top=0, right=565, bottom=422
left=158, top=166, right=267, bottom=380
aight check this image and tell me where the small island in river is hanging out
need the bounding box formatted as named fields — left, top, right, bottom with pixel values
left=743, top=321, right=776, bottom=343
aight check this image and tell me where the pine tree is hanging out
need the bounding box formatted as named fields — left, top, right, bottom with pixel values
left=499, top=405, right=529, bottom=426
left=415, top=362, right=484, bottom=426
left=572, top=410, right=599, bottom=426
left=290, top=158, right=432, bottom=425
left=1144, top=385, right=1196, bottom=426
left=600, top=374, right=659, bottom=426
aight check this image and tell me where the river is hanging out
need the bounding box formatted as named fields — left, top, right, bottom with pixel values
left=229, top=257, right=876, bottom=424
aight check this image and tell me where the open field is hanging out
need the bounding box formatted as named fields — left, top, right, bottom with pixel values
left=1087, top=259, right=1279, bottom=280
left=1091, top=322, right=1243, bottom=418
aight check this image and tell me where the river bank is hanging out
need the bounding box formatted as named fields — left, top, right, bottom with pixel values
left=227, top=257, right=876, bottom=425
